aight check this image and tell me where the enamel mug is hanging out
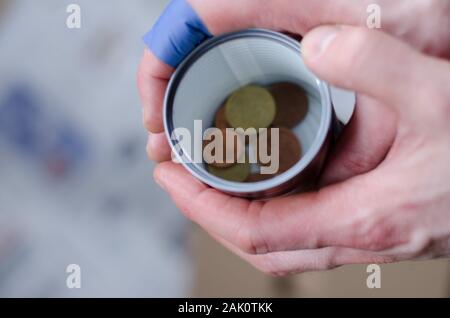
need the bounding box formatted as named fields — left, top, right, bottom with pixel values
left=164, top=29, right=355, bottom=199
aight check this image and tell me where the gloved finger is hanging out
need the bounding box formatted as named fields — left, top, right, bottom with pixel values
left=143, top=0, right=366, bottom=68
left=143, top=0, right=212, bottom=68
left=145, top=0, right=450, bottom=69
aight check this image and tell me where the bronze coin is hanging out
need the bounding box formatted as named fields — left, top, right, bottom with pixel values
left=203, top=128, right=245, bottom=168
left=277, top=127, right=302, bottom=173
left=207, top=161, right=251, bottom=183
left=253, top=127, right=302, bottom=174
left=253, top=128, right=273, bottom=167
left=225, top=85, right=276, bottom=131
left=214, top=102, right=229, bottom=130
left=269, top=82, right=308, bottom=128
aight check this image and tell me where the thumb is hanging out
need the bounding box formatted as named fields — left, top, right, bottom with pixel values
left=302, top=25, right=438, bottom=116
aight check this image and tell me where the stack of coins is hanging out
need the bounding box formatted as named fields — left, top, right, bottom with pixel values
left=205, top=82, right=308, bottom=182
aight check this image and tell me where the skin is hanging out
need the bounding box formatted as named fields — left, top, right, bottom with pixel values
left=137, top=0, right=450, bottom=275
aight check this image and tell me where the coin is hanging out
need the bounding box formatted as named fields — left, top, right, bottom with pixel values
left=203, top=128, right=245, bottom=168
left=269, top=82, right=308, bottom=128
left=225, top=85, right=276, bottom=131
left=253, top=128, right=273, bottom=167
left=254, top=127, right=302, bottom=174
left=214, top=102, right=229, bottom=130
left=207, top=161, right=251, bottom=182
left=277, top=127, right=302, bottom=173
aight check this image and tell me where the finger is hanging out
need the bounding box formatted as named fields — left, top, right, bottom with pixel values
left=210, top=232, right=394, bottom=276
left=154, top=162, right=395, bottom=254
left=147, top=0, right=448, bottom=70
left=154, top=162, right=260, bottom=249
left=302, top=25, right=442, bottom=117
left=139, top=0, right=360, bottom=132
left=146, top=0, right=365, bottom=68
left=319, top=94, right=397, bottom=186
left=190, top=0, right=449, bottom=59
left=146, top=132, right=172, bottom=162
left=137, top=49, right=173, bottom=133
left=190, top=0, right=364, bottom=36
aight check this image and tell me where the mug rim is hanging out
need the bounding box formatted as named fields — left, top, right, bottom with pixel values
left=164, top=28, right=333, bottom=194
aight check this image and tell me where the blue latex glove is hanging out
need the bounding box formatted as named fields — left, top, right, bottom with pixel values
left=142, top=0, right=212, bottom=68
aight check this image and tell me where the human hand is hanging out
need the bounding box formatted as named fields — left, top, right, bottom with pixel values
left=152, top=27, right=450, bottom=274
left=138, top=1, right=450, bottom=274
left=138, top=0, right=449, bottom=160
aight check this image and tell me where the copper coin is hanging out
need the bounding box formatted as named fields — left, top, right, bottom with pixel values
left=253, top=128, right=272, bottom=167
left=277, top=127, right=302, bottom=173
left=214, top=102, right=229, bottom=130
left=254, top=127, right=302, bottom=174
left=203, top=128, right=245, bottom=168
left=269, top=82, right=308, bottom=128
left=207, top=161, right=251, bottom=183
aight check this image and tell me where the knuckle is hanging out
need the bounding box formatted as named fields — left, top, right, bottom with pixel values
left=320, top=255, right=338, bottom=271
left=142, top=112, right=154, bottom=132
left=255, top=256, right=292, bottom=277
left=234, top=206, right=272, bottom=255
left=257, top=264, right=284, bottom=277
left=359, top=215, right=402, bottom=251
left=309, top=250, right=338, bottom=272
left=403, top=228, right=434, bottom=258
left=143, top=109, right=164, bottom=133
left=146, top=138, right=154, bottom=161
left=235, top=228, right=266, bottom=255
left=235, top=222, right=270, bottom=255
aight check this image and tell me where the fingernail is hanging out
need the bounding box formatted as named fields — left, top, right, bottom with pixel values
left=303, top=26, right=341, bottom=59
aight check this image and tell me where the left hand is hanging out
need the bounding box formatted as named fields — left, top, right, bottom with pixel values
left=151, top=26, right=450, bottom=274
left=138, top=1, right=450, bottom=275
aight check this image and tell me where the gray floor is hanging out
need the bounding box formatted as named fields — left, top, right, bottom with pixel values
left=0, top=0, right=189, bottom=297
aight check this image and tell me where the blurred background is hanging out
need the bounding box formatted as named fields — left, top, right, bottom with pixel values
left=0, top=0, right=449, bottom=298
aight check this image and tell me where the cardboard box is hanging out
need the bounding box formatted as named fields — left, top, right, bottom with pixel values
left=190, top=227, right=450, bottom=297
